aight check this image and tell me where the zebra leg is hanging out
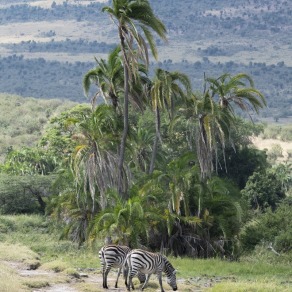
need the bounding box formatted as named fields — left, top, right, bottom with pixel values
left=141, top=274, right=151, bottom=291
left=126, top=274, right=133, bottom=291
left=123, top=263, right=129, bottom=287
left=156, top=272, right=165, bottom=292
left=115, top=267, right=122, bottom=288
left=103, top=266, right=111, bottom=289
left=101, top=264, right=106, bottom=289
left=127, top=270, right=138, bottom=291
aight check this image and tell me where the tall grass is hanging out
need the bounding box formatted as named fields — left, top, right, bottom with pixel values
left=171, top=257, right=292, bottom=280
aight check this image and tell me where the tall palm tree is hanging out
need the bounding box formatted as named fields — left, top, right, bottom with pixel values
left=83, top=46, right=124, bottom=111
left=71, top=104, right=124, bottom=211
left=182, top=92, right=234, bottom=180
left=102, top=0, right=167, bottom=196
left=206, top=73, right=266, bottom=116
left=129, top=125, right=155, bottom=173
left=149, top=68, right=191, bottom=173
left=83, top=46, right=149, bottom=112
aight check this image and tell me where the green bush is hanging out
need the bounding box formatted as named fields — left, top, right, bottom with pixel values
left=241, top=171, right=285, bottom=211
left=0, top=190, right=41, bottom=214
left=240, top=199, right=292, bottom=253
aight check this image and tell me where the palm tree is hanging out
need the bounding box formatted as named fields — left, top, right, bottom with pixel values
left=89, top=190, right=160, bottom=247
left=102, top=0, right=167, bottom=196
left=70, top=104, right=124, bottom=211
left=129, top=125, right=155, bottom=173
left=83, top=46, right=149, bottom=112
left=182, top=91, right=234, bottom=180
left=83, top=46, right=124, bottom=111
left=206, top=73, right=266, bottom=116
left=149, top=68, right=191, bottom=173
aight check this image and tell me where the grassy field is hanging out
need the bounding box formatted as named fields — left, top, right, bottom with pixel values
left=0, top=214, right=291, bottom=291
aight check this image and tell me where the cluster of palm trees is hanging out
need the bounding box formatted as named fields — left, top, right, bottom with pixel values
left=56, top=0, right=266, bottom=255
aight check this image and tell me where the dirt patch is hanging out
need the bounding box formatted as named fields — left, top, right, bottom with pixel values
left=2, top=260, right=216, bottom=291
left=252, top=136, right=292, bottom=160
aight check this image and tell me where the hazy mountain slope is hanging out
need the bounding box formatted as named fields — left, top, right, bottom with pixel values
left=0, top=0, right=291, bottom=119
left=0, top=93, right=77, bottom=161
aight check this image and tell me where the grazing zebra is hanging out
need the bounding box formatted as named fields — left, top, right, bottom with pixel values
left=125, top=249, right=178, bottom=292
left=99, top=245, right=145, bottom=289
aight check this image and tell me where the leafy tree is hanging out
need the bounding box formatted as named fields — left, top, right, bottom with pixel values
left=182, top=73, right=266, bottom=180
left=241, top=171, right=286, bottom=211
left=102, top=0, right=167, bottom=196
left=49, top=185, right=95, bottom=247
left=39, top=104, right=92, bottom=169
left=218, top=147, right=268, bottom=189
left=0, top=147, right=57, bottom=175
left=128, top=124, right=155, bottom=173
left=240, top=198, right=292, bottom=252
left=271, top=163, right=292, bottom=192
left=0, top=174, right=56, bottom=214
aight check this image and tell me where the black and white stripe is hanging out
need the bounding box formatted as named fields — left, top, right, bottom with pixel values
left=99, top=244, right=145, bottom=289
left=126, top=249, right=178, bottom=292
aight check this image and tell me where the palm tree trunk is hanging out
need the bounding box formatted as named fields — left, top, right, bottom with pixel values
left=149, top=106, right=161, bottom=174
left=118, top=32, right=129, bottom=198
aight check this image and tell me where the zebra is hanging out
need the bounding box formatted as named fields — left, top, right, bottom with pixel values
left=125, top=249, right=178, bottom=292
left=99, top=244, right=145, bottom=289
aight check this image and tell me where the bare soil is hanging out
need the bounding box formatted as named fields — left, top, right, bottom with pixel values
left=252, top=136, right=292, bottom=160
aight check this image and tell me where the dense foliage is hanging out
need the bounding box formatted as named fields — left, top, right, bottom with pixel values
left=0, top=0, right=291, bottom=260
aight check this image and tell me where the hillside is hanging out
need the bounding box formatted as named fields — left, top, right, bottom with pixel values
left=0, top=0, right=291, bottom=120
left=0, top=94, right=77, bottom=162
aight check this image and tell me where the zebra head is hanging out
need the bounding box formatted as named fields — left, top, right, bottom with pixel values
left=163, top=256, right=177, bottom=291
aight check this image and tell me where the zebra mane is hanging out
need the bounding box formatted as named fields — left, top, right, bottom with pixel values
left=162, top=255, right=175, bottom=273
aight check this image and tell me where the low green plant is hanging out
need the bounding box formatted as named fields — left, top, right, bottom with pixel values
left=64, top=267, right=80, bottom=278
left=42, top=260, right=70, bottom=272
left=24, top=280, right=50, bottom=289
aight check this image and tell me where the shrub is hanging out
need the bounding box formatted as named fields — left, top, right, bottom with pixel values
left=241, top=171, right=285, bottom=211
left=240, top=199, right=292, bottom=253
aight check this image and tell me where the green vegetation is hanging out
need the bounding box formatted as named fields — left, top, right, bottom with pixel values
left=0, top=94, right=77, bottom=162
left=0, top=1, right=291, bottom=291
left=0, top=214, right=291, bottom=291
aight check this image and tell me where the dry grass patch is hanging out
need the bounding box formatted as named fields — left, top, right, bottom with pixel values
left=0, top=242, right=39, bottom=262
left=0, top=261, right=26, bottom=292
left=41, top=259, right=71, bottom=273
left=23, top=279, right=50, bottom=289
